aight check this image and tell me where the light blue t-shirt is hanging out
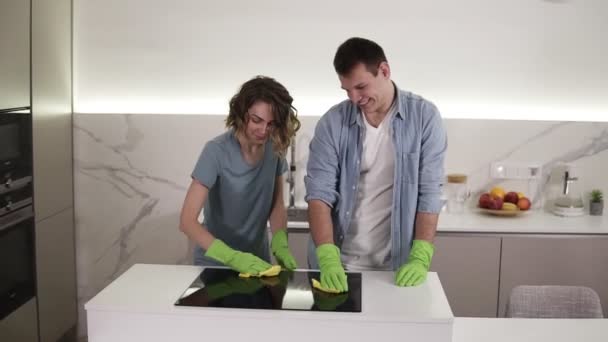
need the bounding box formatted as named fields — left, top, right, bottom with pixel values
left=192, top=130, right=287, bottom=266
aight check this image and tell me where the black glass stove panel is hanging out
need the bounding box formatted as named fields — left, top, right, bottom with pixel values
left=175, top=268, right=361, bottom=313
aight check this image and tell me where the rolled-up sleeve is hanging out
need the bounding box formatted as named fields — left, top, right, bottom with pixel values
left=417, top=103, right=447, bottom=213
left=304, top=114, right=341, bottom=208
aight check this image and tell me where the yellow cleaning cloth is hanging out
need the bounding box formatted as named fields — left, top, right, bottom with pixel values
left=311, top=278, right=344, bottom=294
left=238, top=265, right=281, bottom=278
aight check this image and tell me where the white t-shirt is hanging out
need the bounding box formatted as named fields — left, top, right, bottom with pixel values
left=341, top=102, right=397, bottom=271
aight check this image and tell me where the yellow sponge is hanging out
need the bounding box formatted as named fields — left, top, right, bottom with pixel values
left=238, top=265, right=281, bottom=278
left=311, top=278, right=344, bottom=294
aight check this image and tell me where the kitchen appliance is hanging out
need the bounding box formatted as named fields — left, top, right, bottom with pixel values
left=175, top=268, right=362, bottom=313
left=1, top=110, right=33, bottom=190
left=552, top=163, right=585, bottom=217
left=0, top=205, right=36, bottom=320
left=0, top=108, right=35, bottom=320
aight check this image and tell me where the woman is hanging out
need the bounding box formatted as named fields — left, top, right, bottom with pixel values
left=179, top=76, right=301, bottom=276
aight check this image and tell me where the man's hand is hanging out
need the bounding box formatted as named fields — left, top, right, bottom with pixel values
left=205, top=239, right=271, bottom=275
left=395, top=240, right=435, bottom=287
left=271, top=229, right=298, bottom=270
left=316, top=244, right=348, bottom=292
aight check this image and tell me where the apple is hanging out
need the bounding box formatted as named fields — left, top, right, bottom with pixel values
left=517, top=197, right=531, bottom=211
left=504, top=191, right=519, bottom=204
left=492, top=195, right=504, bottom=210
left=478, top=193, right=492, bottom=208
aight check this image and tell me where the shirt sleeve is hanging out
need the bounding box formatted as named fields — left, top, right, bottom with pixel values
left=277, top=156, right=288, bottom=177
left=304, top=112, right=341, bottom=208
left=191, top=141, right=221, bottom=189
left=417, top=101, right=447, bottom=214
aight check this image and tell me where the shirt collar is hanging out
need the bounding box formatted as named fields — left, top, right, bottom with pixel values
left=348, top=82, right=404, bottom=126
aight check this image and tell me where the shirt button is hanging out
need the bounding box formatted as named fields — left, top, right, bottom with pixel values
left=357, top=160, right=360, bottom=164
left=352, top=185, right=356, bottom=190
left=346, top=211, right=350, bottom=215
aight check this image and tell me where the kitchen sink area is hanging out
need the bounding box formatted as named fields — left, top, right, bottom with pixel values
left=287, top=207, right=308, bottom=223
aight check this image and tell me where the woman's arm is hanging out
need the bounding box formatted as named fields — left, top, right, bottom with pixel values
left=179, top=179, right=216, bottom=250
left=268, top=175, right=288, bottom=235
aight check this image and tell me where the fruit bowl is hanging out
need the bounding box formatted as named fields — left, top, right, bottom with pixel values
left=477, top=207, right=524, bottom=217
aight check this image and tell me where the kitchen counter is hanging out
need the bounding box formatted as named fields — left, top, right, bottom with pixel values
left=84, top=264, right=608, bottom=342
left=86, top=264, right=453, bottom=342
left=287, top=210, right=608, bottom=235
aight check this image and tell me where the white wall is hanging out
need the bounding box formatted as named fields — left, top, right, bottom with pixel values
left=74, top=0, right=608, bottom=120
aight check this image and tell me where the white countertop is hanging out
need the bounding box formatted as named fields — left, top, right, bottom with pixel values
left=84, top=264, right=608, bottom=342
left=288, top=210, right=608, bottom=235
left=453, top=317, right=608, bottom=342
left=85, top=263, right=453, bottom=324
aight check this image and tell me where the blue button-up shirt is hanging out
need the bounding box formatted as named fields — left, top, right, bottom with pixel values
left=305, top=85, right=447, bottom=270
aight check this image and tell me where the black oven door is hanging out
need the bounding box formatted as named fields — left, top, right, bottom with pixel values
left=0, top=205, right=35, bottom=320
left=0, top=112, right=32, bottom=181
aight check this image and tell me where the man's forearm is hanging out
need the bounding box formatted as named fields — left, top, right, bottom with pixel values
left=308, top=199, right=335, bottom=246
left=414, top=212, right=438, bottom=242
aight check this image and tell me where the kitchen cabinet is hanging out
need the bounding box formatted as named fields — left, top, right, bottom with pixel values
left=30, top=0, right=77, bottom=340
left=0, top=0, right=30, bottom=110
left=431, top=235, right=501, bottom=317
left=0, top=298, right=38, bottom=342
left=499, top=236, right=608, bottom=318
left=35, top=208, right=77, bottom=341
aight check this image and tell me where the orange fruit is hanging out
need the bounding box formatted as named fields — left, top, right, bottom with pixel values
left=490, top=186, right=505, bottom=199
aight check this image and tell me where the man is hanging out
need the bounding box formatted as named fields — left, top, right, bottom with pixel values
left=305, top=37, right=447, bottom=292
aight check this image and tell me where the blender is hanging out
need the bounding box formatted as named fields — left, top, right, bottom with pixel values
left=552, top=163, right=585, bottom=217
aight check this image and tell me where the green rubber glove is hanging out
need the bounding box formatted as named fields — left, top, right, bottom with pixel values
left=205, top=239, right=271, bottom=275
left=206, top=277, right=264, bottom=301
left=316, top=244, right=348, bottom=292
left=395, top=240, right=435, bottom=287
left=271, top=229, right=298, bottom=270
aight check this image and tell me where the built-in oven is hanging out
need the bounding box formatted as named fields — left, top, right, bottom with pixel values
left=0, top=205, right=36, bottom=320
left=0, top=110, right=35, bottom=320
left=0, top=111, right=32, bottom=190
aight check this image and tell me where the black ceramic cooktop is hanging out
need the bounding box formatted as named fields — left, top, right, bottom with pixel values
left=175, top=267, right=362, bottom=313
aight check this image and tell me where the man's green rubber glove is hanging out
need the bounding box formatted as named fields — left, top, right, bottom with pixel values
left=395, top=240, right=435, bottom=287
left=205, top=239, right=271, bottom=275
left=271, top=229, right=298, bottom=270
left=316, top=244, right=348, bottom=292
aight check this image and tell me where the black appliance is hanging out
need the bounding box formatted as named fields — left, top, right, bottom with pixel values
left=175, top=268, right=362, bottom=313
left=0, top=108, right=35, bottom=320
left=0, top=205, right=35, bottom=320
left=0, top=109, right=33, bottom=189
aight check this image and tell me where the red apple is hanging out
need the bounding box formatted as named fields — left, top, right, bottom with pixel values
left=478, top=193, right=492, bottom=209
left=491, top=196, right=504, bottom=210
left=504, top=191, right=519, bottom=204
left=517, top=197, right=531, bottom=211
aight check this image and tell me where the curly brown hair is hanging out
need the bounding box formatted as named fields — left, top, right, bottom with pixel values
left=226, top=76, right=300, bottom=157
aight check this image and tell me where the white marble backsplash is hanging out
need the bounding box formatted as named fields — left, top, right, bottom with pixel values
left=73, top=113, right=608, bottom=338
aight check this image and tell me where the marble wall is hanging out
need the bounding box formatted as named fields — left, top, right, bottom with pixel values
left=74, top=113, right=608, bottom=338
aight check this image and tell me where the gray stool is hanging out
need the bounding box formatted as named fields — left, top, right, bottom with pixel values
left=506, top=285, right=603, bottom=318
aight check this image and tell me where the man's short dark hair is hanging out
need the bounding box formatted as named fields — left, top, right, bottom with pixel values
left=333, top=37, right=388, bottom=76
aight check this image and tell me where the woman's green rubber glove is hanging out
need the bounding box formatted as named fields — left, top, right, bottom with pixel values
left=205, top=239, right=271, bottom=275
left=271, top=229, right=298, bottom=270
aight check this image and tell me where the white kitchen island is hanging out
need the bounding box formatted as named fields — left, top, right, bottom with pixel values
left=85, top=263, right=454, bottom=342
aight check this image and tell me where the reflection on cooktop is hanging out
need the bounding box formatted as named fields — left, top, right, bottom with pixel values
left=175, top=267, right=362, bottom=313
